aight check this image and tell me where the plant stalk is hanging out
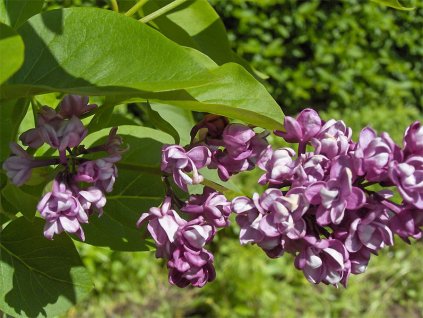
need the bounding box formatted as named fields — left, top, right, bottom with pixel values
left=139, top=0, right=186, bottom=23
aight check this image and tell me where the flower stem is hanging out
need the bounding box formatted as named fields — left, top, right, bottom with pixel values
left=139, top=0, right=186, bottom=23
left=125, top=0, right=148, bottom=17
left=110, top=0, right=119, bottom=12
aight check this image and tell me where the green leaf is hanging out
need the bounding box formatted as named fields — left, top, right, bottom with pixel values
left=143, top=0, right=261, bottom=78
left=0, top=0, right=45, bottom=28
left=0, top=217, right=92, bottom=318
left=1, top=182, right=44, bottom=221
left=0, top=98, right=29, bottom=161
left=1, top=8, right=284, bottom=130
left=0, top=23, right=24, bottom=84
left=371, top=0, right=415, bottom=10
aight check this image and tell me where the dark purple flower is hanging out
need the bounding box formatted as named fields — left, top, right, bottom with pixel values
left=403, top=121, right=423, bottom=157
left=161, top=145, right=211, bottom=191
left=58, top=95, right=97, bottom=118
left=295, top=237, right=349, bottom=286
left=182, top=187, right=231, bottom=227
left=257, top=147, right=296, bottom=185
left=37, top=180, right=88, bottom=240
left=137, top=197, right=186, bottom=258
left=389, top=206, right=423, bottom=242
left=167, top=246, right=216, bottom=288
left=354, top=127, right=400, bottom=182
left=389, top=156, right=423, bottom=209
left=274, top=109, right=322, bottom=143
left=190, top=114, right=229, bottom=145
left=40, top=116, right=87, bottom=152
left=2, top=143, right=58, bottom=186
left=211, top=149, right=251, bottom=181
left=222, top=124, right=257, bottom=160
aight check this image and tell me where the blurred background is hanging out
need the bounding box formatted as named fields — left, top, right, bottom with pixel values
left=41, top=0, right=423, bottom=317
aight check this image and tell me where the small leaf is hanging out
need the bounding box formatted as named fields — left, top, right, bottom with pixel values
left=0, top=217, right=92, bottom=318
left=0, top=23, right=24, bottom=84
left=371, top=0, right=415, bottom=10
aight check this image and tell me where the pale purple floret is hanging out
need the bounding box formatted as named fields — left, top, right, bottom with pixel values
left=389, top=156, right=423, bottom=209
left=161, top=145, right=211, bottom=191
left=389, top=206, right=423, bottom=242
left=274, top=108, right=322, bottom=144
left=311, top=119, right=352, bottom=159
left=37, top=180, right=88, bottom=241
left=292, top=153, right=330, bottom=187
left=137, top=197, right=186, bottom=258
left=257, top=147, right=296, bottom=185
left=176, top=217, right=215, bottom=252
left=75, top=156, right=119, bottom=193
left=354, top=127, right=400, bottom=182
left=344, top=210, right=393, bottom=253
left=182, top=187, right=232, bottom=228
left=306, top=165, right=366, bottom=225
left=167, top=245, right=216, bottom=288
left=79, top=186, right=107, bottom=216
left=294, top=237, right=349, bottom=286
left=58, top=95, right=97, bottom=118
left=403, top=121, right=423, bottom=157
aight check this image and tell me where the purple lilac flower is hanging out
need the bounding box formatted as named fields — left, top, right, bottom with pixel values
left=75, top=156, right=119, bottom=193
left=58, top=95, right=97, bottom=118
left=292, top=153, right=330, bottom=187
left=389, top=205, right=423, bottom=242
left=167, top=245, right=216, bottom=288
left=311, top=119, right=352, bottom=159
left=190, top=114, right=229, bottom=145
left=257, top=147, right=296, bottom=185
left=294, top=237, right=349, bottom=286
left=20, top=106, right=62, bottom=148
left=161, top=145, right=211, bottom=191
left=344, top=210, right=393, bottom=253
left=389, top=156, right=423, bottom=209
left=274, top=109, right=322, bottom=144
left=182, top=187, right=232, bottom=227
left=2, top=143, right=41, bottom=186
left=403, top=121, right=423, bottom=157
left=306, top=166, right=366, bottom=225
left=211, top=125, right=268, bottom=181
left=79, top=186, right=107, bottom=216
left=354, top=127, right=400, bottom=182
left=137, top=197, right=186, bottom=258
left=37, top=180, right=88, bottom=240
left=176, top=217, right=215, bottom=252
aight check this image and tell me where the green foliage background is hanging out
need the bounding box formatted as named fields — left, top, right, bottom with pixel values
left=16, top=0, right=423, bottom=317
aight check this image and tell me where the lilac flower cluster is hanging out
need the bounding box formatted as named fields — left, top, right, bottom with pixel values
left=139, top=115, right=267, bottom=287
left=2, top=95, right=125, bottom=240
left=233, top=110, right=423, bottom=286
left=144, top=111, right=422, bottom=288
